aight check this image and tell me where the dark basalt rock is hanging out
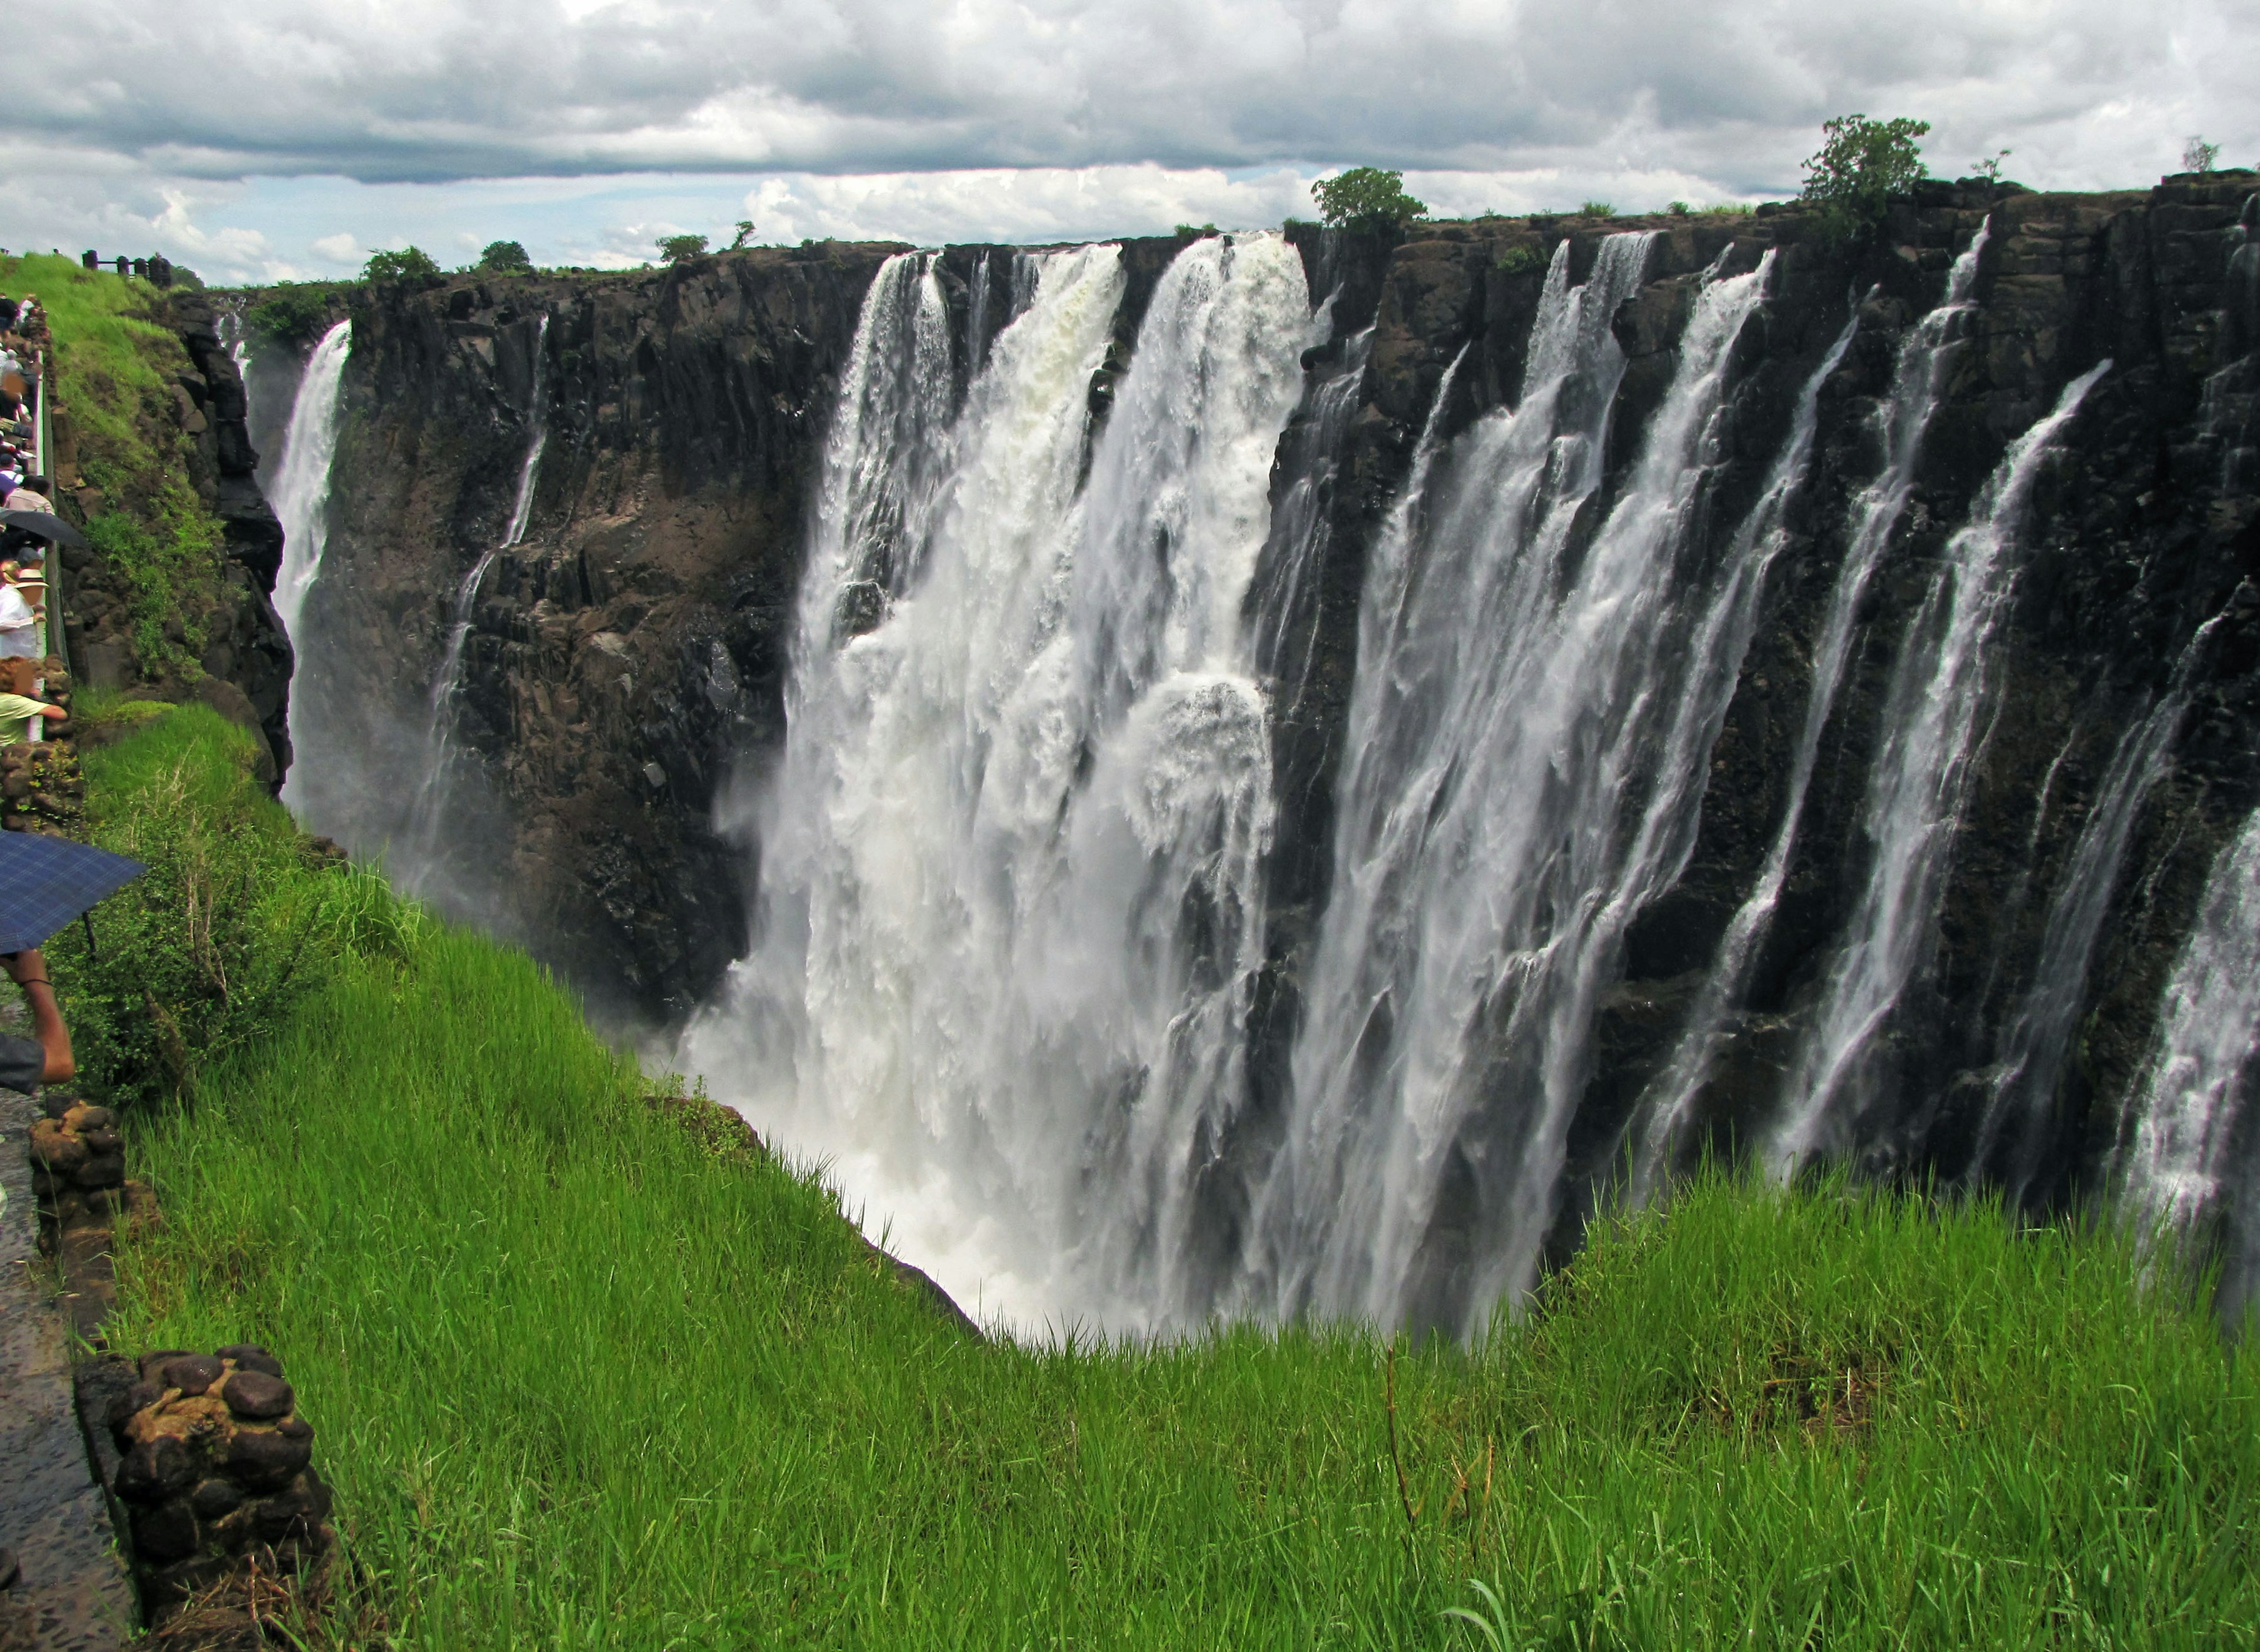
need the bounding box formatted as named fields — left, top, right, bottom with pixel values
left=214, top=1343, right=285, bottom=1377
left=219, top=1370, right=293, bottom=1420
left=307, top=182, right=2260, bottom=1281
left=224, top=1424, right=313, bottom=1490
left=160, top=1354, right=224, bottom=1397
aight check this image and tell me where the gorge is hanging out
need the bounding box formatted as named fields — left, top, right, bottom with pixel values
left=233, top=174, right=2260, bottom=1337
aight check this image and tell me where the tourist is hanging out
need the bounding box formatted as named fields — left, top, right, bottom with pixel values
left=0, top=572, right=36, bottom=660
left=4, top=473, right=52, bottom=516
left=0, top=948, right=72, bottom=1089
left=0, top=676, right=64, bottom=741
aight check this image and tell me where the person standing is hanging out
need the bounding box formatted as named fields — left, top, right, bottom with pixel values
left=0, top=571, right=39, bottom=660
left=0, top=948, right=72, bottom=1089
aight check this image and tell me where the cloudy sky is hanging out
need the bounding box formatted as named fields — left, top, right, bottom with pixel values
left=5, top=0, right=2255, bottom=285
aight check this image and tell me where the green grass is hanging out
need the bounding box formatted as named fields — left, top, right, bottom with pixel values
left=1, top=250, right=231, bottom=678
left=54, top=711, right=2260, bottom=1647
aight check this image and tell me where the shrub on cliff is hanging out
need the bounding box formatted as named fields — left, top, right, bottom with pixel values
left=476, top=240, right=533, bottom=274
left=45, top=706, right=422, bottom=1106
left=245, top=284, right=341, bottom=349
left=361, top=245, right=441, bottom=284
left=1800, top=114, right=1930, bottom=244
left=656, top=233, right=709, bottom=265
left=1312, top=167, right=1427, bottom=233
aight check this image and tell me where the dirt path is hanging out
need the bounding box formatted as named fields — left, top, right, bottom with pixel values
left=0, top=1088, right=134, bottom=1651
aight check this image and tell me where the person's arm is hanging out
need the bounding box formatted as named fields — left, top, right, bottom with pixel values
left=3, top=948, right=72, bottom=1083
left=31, top=701, right=66, bottom=722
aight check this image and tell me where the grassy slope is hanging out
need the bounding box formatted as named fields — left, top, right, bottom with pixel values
left=1, top=251, right=228, bottom=679
left=59, top=711, right=2260, bottom=1648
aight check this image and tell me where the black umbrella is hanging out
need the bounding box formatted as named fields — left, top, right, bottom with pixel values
left=0, top=510, right=87, bottom=549
left=0, top=832, right=144, bottom=955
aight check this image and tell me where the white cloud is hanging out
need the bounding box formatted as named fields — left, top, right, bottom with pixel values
left=310, top=231, right=360, bottom=262
left=2, top=0, right=2254, bottom=281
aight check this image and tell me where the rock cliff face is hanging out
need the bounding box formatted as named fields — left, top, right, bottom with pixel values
left=301, top=179, right=2259, bottom=1232
left=1257, top=175, right=2260, bottom=1248
left=56, top=292, right=293, bottom=779
left=296, top=248, right=905, bottom=1021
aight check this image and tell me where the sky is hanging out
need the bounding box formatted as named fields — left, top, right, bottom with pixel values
left=4, top=0, right=2255, bottom=286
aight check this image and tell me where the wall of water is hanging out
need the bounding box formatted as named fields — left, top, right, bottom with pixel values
left=663, top=204, right=2260, bottom=1337
left=280, top=184, right=2258, bottom=1338
left=683, top=235, right=1320, bottom=1327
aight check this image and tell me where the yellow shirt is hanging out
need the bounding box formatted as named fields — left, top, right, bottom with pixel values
left=0, top=690, right=48, bottom=744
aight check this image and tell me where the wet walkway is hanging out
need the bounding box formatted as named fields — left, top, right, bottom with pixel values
left=0, top=1086, right=132, bottom=1651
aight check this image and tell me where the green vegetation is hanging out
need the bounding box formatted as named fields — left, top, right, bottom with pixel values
left=727, top=219, right=757, bottom=251
left=1577, top=200, right=1616, bottom=218
left=54, top=709, right=2260, bottom=1647
left=1800, top=114, right=1931, bottom=245
left=0, top=252, right=232, bottom=680
left=476, top=240, right=534, bottom=274
left=656, top=232, right=710, bottom=265
left=2184, top=136, right=2222, bottom=175
left=361, top=245, right=441, bottom=284
left=80, top=508, right=221, bottom=682
left=245, top=282, right=345, bottom=348
left=46, top=706, right=416, bottom=1107
left=1494, top=245, right=1548, bottom=277
left=1973, top=148, right=2013, bottom=185
left=1666, top=200, right=1691, bottom=216
left=1312, top=168, right=1428, bottom=233
left=1175, top=222, right=1221, bottom=239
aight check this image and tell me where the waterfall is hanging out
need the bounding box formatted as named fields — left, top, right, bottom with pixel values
left=1971, top=617, right=2230, bottom=1194
left=1247, top=322, right=1368, bottom=713
left=404, top=314, right=550, bottom=878
left=1633, top=242, right=1996, bottom=1177
left=2121, top=807, right=2260, bottom=1314
left=268, top=320, right=353, bottom=644
left=1239, top=237, right=1787, bottom=1331
left=684, top=235, right=1319, bottom=1328
left=1770, top=358, right=2113, bottom=1171
left=1623, top=311, right=1860, bottom=1189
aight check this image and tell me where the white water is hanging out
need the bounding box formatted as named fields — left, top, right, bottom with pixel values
left=268, top=320, right=353, bottom=646
left=2121, top=809, right=2260, bottom=1278
left=1770, top=358, right=2113, bottom=1170
left=1234, top=238, right=1789, bottom=1331
left=683, top=235, right=1319, bottom=1329
left=1972, top=616, right=2228, bottom=1192
left=404, top=314, right=550, bottom=877
left=1634, top=244, right=1997, bottom=1177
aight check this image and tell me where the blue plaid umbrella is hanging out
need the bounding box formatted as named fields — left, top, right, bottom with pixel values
left=0, top=832, right=144, bottom=954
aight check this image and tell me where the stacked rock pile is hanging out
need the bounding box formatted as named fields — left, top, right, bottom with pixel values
left=27, top=1095, right=129, bottom=1222
left=1, top=663, right=85, bottom=836
left=107, top=1345, right=335, bottom=1627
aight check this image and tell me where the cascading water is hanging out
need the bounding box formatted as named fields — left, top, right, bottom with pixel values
left=1634, top=242, right=1995, bottom=1175
left=268, top=320, right=353, bottom=646
left=2121, top=807, right=2260, bottom=1314
left=1970, top=615, right=2229, bottom=1194
left=1238, top=237, right=1792, bottom=1332
left=684, top=235, right=1318, bottom=1328
left=404, top=314, right=550, bottom=880
left=1770, top=358, right=2113, bottom=1171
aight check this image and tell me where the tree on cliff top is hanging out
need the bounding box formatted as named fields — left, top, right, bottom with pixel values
left=1800, top=115, right=1930, bottom=244
left=477, top=240, right=533, bottom=274
left=363, top=245, right=441, bottom=283
left=1312, top=168, right=1427, bottom=233
left=656, top=233, right=709, bottom=265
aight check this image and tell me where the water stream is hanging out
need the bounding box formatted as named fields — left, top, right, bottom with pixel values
left=268, top=320, right=353, bottom=647
left=684, top=235, right=1318, bottom=1328
left=402, top=315, right=550, bottom=882
left=1769, top=358, right=2112, bottom=1170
